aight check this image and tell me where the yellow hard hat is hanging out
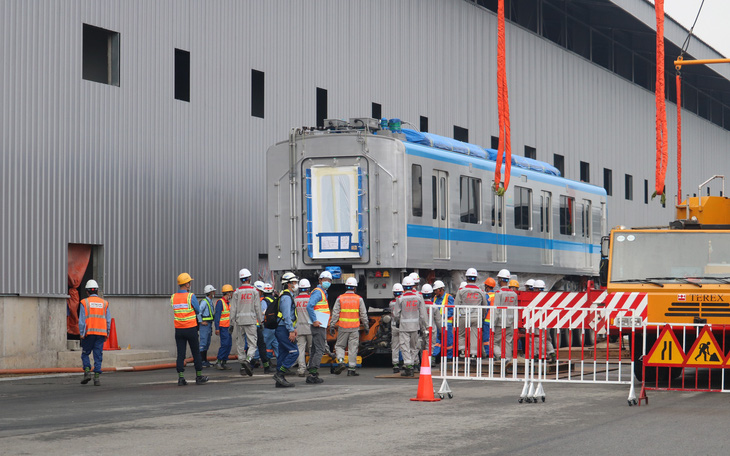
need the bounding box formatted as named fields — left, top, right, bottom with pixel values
left=221, top=284, right=234, bottom=293
left=509, top=279, right=519, bottom=288
left=177, top=272, right=193, bottom=285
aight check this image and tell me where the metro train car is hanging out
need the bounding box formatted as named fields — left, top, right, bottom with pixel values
left=266, top=117, right=607, bottom=356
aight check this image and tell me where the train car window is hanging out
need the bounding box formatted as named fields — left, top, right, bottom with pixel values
left=460, top=176, right=481, bottom=223
left=432, top=176, right=437, bottom=219
left=582, top=200, right=592, bottom=238
left=514, top=186, right=532, bottom=230
left=491, top=190, right=503, bottom=227
left=411, top=164, right=422, bottom=217
left=540, top=192, right=552, bottom=233
left=559, top=196, right=575, bottom=235
left=440, top=177, right=446, bottom=221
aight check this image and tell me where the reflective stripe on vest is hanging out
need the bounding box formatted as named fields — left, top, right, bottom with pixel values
left=171, top=292, right=197, bottom=329
left=81, top=296, right=108, bottom=336
left=201, top=297, right=215, bottom=321
left=338, top=293, right=361, bottom=328
left=485, top=292, right=495, bottom=322
left=313, top=287, right=330, bottom=314
left=438, top=293, right=453, bottom=325
left=218, top=298, right=231, bottom=327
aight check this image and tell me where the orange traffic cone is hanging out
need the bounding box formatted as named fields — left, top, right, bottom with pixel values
left=410, top=350, right=441, bottom=402
left=103, top=318, right=121, bottom=350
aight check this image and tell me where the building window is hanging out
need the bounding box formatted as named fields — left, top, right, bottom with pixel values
left=460, top=176, right=481, bottom=224
left=316, top=87, right=327, bottom=128
left=644, top=179, right=649, bottom=204
left=454, top=125, right=469, bottom=142
left=82, top=24, right=120, bottom=86
left=174, top=49, right=190, bottom=102
left=491, top=136, right=500, bottom=150
left=372, top=102, right=381, bottom=120
left=524, top=146, right=536, bottom=160
left=625, top=174, right=633, bottom=200
left=603, top=168, right=612, bottom=196
left=411, top=165, right=422, bottom=217
left=580, top=161, right=590, bottom=183
left=251, top=69, right=265, bottom=117
left=514, top=186, right=532, bottom=230
left=420, top=116, right=429, bottom=133
left=559, top=195, right=575, bottom=235
left=553, top=154, right=565, bottom=178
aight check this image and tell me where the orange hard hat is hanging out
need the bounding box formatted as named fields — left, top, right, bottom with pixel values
left=221, top=284, right=234, bottom=293
left=509, top=279, right=519, bottom=288
left=484, top=278, right=496, bottom=287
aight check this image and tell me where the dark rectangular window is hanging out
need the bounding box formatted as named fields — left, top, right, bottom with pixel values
left=514, top=186, right=532, bottom=230
left=625, top=174, right=633, bottom=200
left=459, top=176, right=481, bottom=224
left=580, top=161, right=590, bottom=183
left=603, top=168, right=612, bottom=196
left=372, top=102, right=381, bottom=120
left=411, top=165, right=422, bottom=217
left=524, top=146, right=536, bottom=160
left=644, top=179, right=649, bottom=204
left=542, top=3, right=566, bottom=47
left=540, top=192, right=551, bottom=233
left=454, top=125, right=469, bottom=142
left=316, top=87, right=327, bottom=128
left=591, top=30, right=612, bottom=71
left=431, top=176, right=437, bottom=219
left=174, top=49, right=190, bottom=102
left=251, top=69, right=265, bottom=117
left=420, top=116, right=429, bottom=133
left=491, top=136, right=500, bottom=150
left=559, top=195, right=575, bottom=236
left=83, top=24, right=120, bottom=86
left=553, top=154, right=564, bottom=178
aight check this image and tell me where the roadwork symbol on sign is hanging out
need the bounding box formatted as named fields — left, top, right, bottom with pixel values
left=684, top=326, right=725, bottom=367
left=645, top=325, right=685, bottom=367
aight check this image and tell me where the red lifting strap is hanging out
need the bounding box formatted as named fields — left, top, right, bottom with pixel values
left=655, top=0, right=668, bottom=197
left=494, top=0, right=512, bottom=193
left=676, top=73, right=682, bottom=204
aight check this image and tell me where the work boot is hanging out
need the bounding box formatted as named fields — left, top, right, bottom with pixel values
left=347, top=369, right=359, bottom=377
left=241, top=359, right=253, bottom=376
left=306, top=373, right=324, bottom=384
left=81, top=369, right=92, bottom=385
left=93, top=373, right=100, bottom=386
left=221, top=361, right=232, bottom=371
left=201, top=351, right=211, bottom=367
left=195, top=375, right=209, bottom=385
left=392, top=365, right=400, bottom=374
left=333, top=362, right=347, bottom=375
left=404, top=366, right=414, bottom=377
left=178, top=377, right=188, bottom=386
left=273, top=370, right=294, bottom=388
left=215, top=360, right=225, bottom=370
left=263, top=363, right=272, bottom=374
left=547, top=353, right=557, bottom=364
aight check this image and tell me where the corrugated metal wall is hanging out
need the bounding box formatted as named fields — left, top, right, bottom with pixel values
left=1, top=0, right=728, bottom=296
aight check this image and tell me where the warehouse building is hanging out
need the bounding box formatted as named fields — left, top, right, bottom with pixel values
left=1, top=0, right=728, bottom=367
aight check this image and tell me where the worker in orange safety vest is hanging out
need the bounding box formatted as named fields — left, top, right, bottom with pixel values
left=171, top=273, right=208, bottom=386
left=79, top=279, right=111, bottom=386
left=330, top=277, right=369, bottom=376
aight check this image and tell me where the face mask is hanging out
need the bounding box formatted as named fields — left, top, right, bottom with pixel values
left=291, top=285, right=299, bottom=293
left=322, top=281, right=331, bottom=290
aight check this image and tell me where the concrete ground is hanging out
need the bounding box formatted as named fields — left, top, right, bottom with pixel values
left=0, top=363, right=727, bottom=456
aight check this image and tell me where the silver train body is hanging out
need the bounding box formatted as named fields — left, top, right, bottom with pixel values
left=267, top=119, right=607, bottom=303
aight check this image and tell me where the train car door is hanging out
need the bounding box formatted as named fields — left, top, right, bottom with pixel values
left=432, top=170, right=449, bottom=259
left=540, top=191, right=553, bottom=265
left=582, top=199, right=592, bottom=268
left=492, top=191, right=506, bottom=263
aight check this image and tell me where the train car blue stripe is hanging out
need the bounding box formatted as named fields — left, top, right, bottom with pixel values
left=407, top=224, right=597, bottom=253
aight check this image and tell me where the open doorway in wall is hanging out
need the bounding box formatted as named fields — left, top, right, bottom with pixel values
left=67, top=244, right=104, bottom=346
left=257, top=253, right=273, bottom=284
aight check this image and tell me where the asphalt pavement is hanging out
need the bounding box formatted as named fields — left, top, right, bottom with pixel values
left=0, top=363, right=727, bottom=456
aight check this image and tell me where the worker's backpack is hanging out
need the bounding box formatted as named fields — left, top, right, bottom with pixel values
left=263, top=295, right=281, bottom=329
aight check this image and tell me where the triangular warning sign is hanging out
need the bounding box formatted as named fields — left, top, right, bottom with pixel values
left=645, top=325, right=685, bottom=367
left=685, top=326, right=725, bottom=368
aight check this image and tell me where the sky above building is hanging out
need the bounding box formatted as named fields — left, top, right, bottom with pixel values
left=659, top=0, right=730, bottom=58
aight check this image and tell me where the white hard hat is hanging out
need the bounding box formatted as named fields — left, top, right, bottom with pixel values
left=281, top=272, right=298, bottom=284
left=402, top=276, right=415, bottom=287
left=263, top=283, right=274, bottom=293
left=525, top=279, right=535, bottom=287
left=459, top=281, right=467, bottom=289
left=319, top=270, right=333, bottom=280
left=534, top=280, right=546, bottom=289
left=299, top=278, right=311, bottom=289
left=421, top=284, right=433, bottom=294
left=433, top=280, right=445, bottom=290
left=345, top=277, right=358, bottom=287
left=392, top=283, right=404, bottom=293
left=85, top=279, right=99, bottom=289
left=254, top=281, right=264, bottom=291
left=239, top=268, right=252, bottom=279
left=203, top=284, right=216, bottom=294
left=409, top=272, right=421, bottom=284
left=465, top=268, right=478, bottom=277
left=497, top=269, right=511, bottom=280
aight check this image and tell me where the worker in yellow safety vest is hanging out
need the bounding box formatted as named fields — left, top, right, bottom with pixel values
left=214, top=284, right=234, bottom=370
left=330, top=277, right=369, bottom=376
left=304, top=270, right=332, bottom=384
left=171, top=273, right=208, bottom=386
left=198, top=284, right=216, bottom=368
left=79, top=279, right=111, bottom=386
left=433, top=280, right=454, bottom=359
left=483, top=277, right=496, bottom=358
